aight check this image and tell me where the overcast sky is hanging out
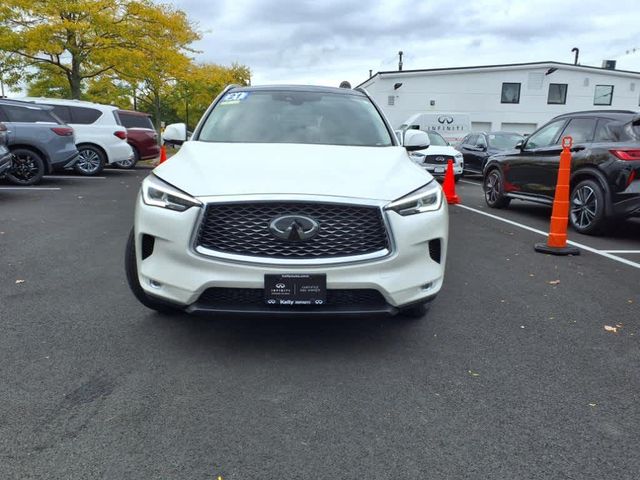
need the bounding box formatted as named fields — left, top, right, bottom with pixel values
left=169, top=0, right=640, bottom=87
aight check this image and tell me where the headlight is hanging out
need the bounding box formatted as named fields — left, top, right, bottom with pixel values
left=385, top=181, right=443, bottom=216
left=141, top=174, right=201, bottom=211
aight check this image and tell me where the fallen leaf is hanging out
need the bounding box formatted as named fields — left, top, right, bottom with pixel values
left=548, top=280, right=560, bottom=285
left=520, top=325, right=525, bottom=329
left=529, top=274, right=535, bottom=277
left=15, top=279, right=25, bottom=284
left=604, top=325, right=618, bottom=333
left=468, top=370, right=480, bottom=377
left=588, top=403, right=597, bottom=407
left=628, top=300, right=634, bottom=304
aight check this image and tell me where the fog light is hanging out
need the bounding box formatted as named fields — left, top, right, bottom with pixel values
left=421, top=282, right=433, bottom=291
left=149, top=279, right=162, bottom=289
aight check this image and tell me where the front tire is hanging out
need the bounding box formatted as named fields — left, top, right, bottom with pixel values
left=75, top=144, right=105, bottom=176
left=484, top=168, right=511, bottom=208
left=570, top=179, right=606, bottom=235
left=125, top=229, right=181, bottom=314
left=6, top=148, right=46, bottom=185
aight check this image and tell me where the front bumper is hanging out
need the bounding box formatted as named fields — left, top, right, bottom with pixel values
left=420, top=162, right=464, bottom=177
left=133, top=194, right=448, bottom=314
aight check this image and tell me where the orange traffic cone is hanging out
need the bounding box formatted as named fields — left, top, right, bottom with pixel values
left=158, top=144, right=167, bottom=165
left=442, top=159, right=460, bottom=205
left=534, top=136, right=580, bottom=256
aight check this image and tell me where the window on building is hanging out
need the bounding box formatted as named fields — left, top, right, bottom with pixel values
left=594, top=85, right=614, bottom=106
left=559, top=118, right=597, bottom=144
left=547, top=84, right=568, bottom=104
left=525, top=119, right=566, bottom=149
left=501, top=83, right=521, bottom=104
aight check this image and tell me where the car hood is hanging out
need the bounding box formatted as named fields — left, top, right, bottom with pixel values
left=153, top=141, right=432, bottom=201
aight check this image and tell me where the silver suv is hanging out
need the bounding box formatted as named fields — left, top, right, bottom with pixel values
left=0, top=100, right=79, bottom=185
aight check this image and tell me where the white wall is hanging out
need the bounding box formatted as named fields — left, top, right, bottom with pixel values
left=362, top=65, right=640, bottom=134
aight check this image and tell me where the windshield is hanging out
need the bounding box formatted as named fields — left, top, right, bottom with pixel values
left=197, top=90, right=393, bottom=146
left=488, top=133, right=523, bottom=150
left=427, top=131, right=448, bottom=146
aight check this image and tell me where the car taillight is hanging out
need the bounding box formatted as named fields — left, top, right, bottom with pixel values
left=51, top=127, right=74, bottom=136
left=114, top=130, right=127, bottom=140
left=610, top=149, right=640, bottom=161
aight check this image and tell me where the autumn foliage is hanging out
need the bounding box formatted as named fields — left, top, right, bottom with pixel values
left=0, top=0, right=250, bottom=128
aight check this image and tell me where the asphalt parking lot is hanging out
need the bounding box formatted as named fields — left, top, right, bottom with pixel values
left=1, top=169, right=639, bottom=479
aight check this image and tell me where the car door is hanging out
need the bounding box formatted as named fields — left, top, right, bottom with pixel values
left=507, top=119, right=567, bottom=195
left=537, top=117, right=596, bottom=196
left=460, top=134, right=482, bottom=172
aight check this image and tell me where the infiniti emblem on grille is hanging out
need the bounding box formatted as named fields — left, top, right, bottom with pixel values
left=269, top=215, right=320, bottom=242
left=436, top=156, right=445, bottom=162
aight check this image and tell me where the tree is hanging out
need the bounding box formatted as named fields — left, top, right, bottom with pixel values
left=0, top=51, right=23, bottom=96
left=0, top=0, right=199, bottom=99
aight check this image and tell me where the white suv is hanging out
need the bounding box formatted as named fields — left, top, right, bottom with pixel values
left=126, top=85, right=449, bottom=318
left=21, top=97, right=134, bottom=175
left=397, top=130, right=464, bottom=182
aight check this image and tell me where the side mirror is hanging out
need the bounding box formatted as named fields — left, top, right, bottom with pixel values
left=163, top=123, right=187, bottom=146
left=403, top=130, right=430, bottom=151
left=515, top=140, right=524, bottom=150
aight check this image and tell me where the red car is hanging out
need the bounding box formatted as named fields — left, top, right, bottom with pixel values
left=114, top=110, right=160, bottom=168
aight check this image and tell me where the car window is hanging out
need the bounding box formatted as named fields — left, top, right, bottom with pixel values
left=476, top=135, right=487, bottom=147
left=525, top=120, right=566, bottom=149
left=559, top=118, right=597, bottom=144
left=465, top=135, right=477, bottom=146
left=594, top=119, right=618, bottom=142
left=427, top=131, right=448, bottom=146
left=118, top=112, right=155, bottom=129
left=198, top=90, right=393, bottom=146
left=46, top=105, right=72, bottom=123
left=488, top=133, right=524, bottom=150
left=0, top=104, right=58, bottom=123
left=70, top=106, right=102, bottom=124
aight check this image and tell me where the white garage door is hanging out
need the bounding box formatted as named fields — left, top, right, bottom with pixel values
left=501, top=122, right=537, bottom=134
left=471, top=122, right=491, bottom=132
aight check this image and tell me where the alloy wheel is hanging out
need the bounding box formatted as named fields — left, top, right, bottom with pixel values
left=77, top=148, right=101, bottom=174
left=485, top=171, right=500, bottom=204
left=11, top=152, right=38, bottom=181
left=115, top=158, right=136, bottom=168
left=571, top=185, right=598, bottom=229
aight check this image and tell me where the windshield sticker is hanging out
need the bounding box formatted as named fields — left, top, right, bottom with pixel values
left=220, top=92, right=249, bottom=105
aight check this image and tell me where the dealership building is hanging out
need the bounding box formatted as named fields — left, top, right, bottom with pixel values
left=357, top=61, right=640, bottom=134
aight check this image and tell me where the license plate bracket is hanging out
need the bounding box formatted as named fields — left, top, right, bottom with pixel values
left=264, top=274, right=327, bottom=306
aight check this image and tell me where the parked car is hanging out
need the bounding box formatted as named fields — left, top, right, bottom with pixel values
left=126, top=85, right=449, bottom=318
left=20, top=97, right=134, bottom=176
left=402, top=130, right=464, bottom=182
left=457, top=131, right=524, bottom=174
left=0, top=99, right=78, bottom=185
left=483, top=110, right=640, bottom=234
left=114, top=110, right=160, bottom=168
left=0, top=122, right=13, bottom=177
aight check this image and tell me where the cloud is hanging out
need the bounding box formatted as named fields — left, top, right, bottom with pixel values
left=168, top=0, right=640, bottom=86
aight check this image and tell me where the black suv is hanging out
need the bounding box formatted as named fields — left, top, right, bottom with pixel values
left=483, top=110, right=640, bottom=234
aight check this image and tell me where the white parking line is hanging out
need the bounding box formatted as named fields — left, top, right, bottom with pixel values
left=0, top=187, right=61, bottom=191
left=459, top=179, right=482, bottom=186
left=456, top=203, right=640, bottom=270
left=601, top=250, right=640, bottom=254
left=44, top=176, right=106, bottom=179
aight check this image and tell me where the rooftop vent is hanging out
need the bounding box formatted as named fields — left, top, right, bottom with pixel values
left=602, top=60, right=616, bottom=70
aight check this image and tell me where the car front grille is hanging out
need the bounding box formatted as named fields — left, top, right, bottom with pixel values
left=197, top=288, right=387, bottom=309
left=196, top=202, right=389, bottom=259
left=423, top=154, right=454, bottom=165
